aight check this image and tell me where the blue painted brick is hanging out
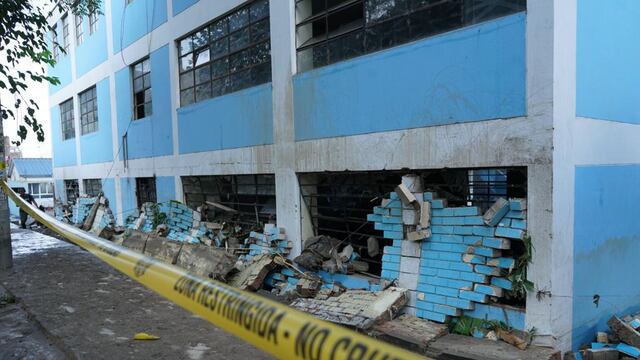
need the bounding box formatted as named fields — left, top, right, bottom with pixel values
left=374, top=206, right=390, bottom=215
left=472, top=246, right=501, bottom=257
left=432, top=208, right=455, bottom=217
left=430, top=234, right=464, bottom=244
left=486, top=257, right=515, bottom=268
left=393, top=240, right=403, bottom=247
left=382, top=254, right=401, bottom=263
left=482, top=237, right=511, bottom=249
left=453, top=226, right=474, bottom=235
left=460, top=290, right=488, bottom=303
left=382, top=215, right=403, bottom=224
left=497, top=218, right=512, bottom=227
left=417, top=283, right=437, bottom=294
left=383, top=230, right=404, bottom=239
left=431, top=225, right=454, bottom=234
left=423, top=192, right=436, bottom=201
left=382, top=262, right=400, bottom=271
left=509, top=199, right=526, bottom=211
left=421, top=293, right=447, bottom=305
left=431, top=199, right=447, bottom=209
left=463, top=236, right=483, bottom=245
left=510, top=219, right=527, bottom=230
left=420, top=310, right=448, bottom=322
left=435, top=286, right=460, bottom=297
left=384, top=246, right=401, bottom=255
left=375, top=222, right=402, bottom=231
left=491, top=277, right=513, bottom=290
left=448, top=261, right=474, bottom=272
left=367, top=214, right=383, bottom=222
left=436, top=251, right=463, bottom=261
left=381, top=270, right=399, bottom=279
left=424, top=242, right=468, bottom=253
left=415, top=301, right=434, bottom=311
left=495, top=227, right=524, bottom=240
left=447, top=297, right=475, bottom=310
left=453, top=207, right=480, bottom=216
left=418, top=267, right=438, bottom=277
left=389, top=192, right=399, bottom=200
left=474, top=265, right=501, bottom=276
left=505, top=210, right=526, bottom=219
left=390, top=208, right=402, bottom=216
left=464, top=216, right=485, bottom=225
left=472, top=226, right=495, bottom=237
left=433, top=304, right=461, bottom=316
left=421, top=260, right=449, bottom=270
left=475, top=284, right=502, bottom=296
left=459, top=271, right=488, bottom=283
left=463, top=254, right=487, bottom=264
left=420, top=276, right=449, bottom=288
left=387, top=199, right=402, bottom=208
left=432, top=216, right=466, bottom=226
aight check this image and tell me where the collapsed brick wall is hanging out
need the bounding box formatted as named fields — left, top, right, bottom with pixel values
left=369, top=190, right=527, bottom=323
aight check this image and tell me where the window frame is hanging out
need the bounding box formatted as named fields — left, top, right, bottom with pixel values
left=136, top=177, right=157, bottom=208
left=83, top=178, right=102, bottom=197
left=51, top=25, right=60, bottom=61
left=59, top=98, right=75, bottom=141
left=79, top=86, right=98, bottom=135
left=176, top=0, right=271, bottom=107
left=64, top=179, right=79, bottom=204
left=75, top=13, right=84, bottom=45
left=61, top=14, right=70, bottom=52
left=131, top=57, right=152, bottom=120
left=89, top=11, right=98, bottom=34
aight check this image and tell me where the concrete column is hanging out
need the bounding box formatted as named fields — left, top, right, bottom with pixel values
left=270, top=0, right=304, bottom=257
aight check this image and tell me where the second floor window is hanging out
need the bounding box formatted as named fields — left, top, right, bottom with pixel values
left=51, top=25, right=60, bottom=61
left=60, top=98, right=75, bottom=140
left=79, top=86, right=98, bottom=135
left=89, top=11, right=98, bottom=34
left=177, top=0, right=271, bottom=106
left=132, top=58, right=152, bottom=119
left=61, top=14, right=70, bottom=52
left=83, top=179, right=102, bottom=197
left=75, top=14, right=84, bottom=45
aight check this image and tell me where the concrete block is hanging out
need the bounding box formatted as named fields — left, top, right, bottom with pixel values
left=395, top=184, right=418, bottom=207
left=400, top=306, right=417, bottom=316
left=472, top=226, right=495, bottom=237
left=401, top=240, right=422, bottom=257
left=407, top=229, right=431, bottom=241
left=402, top=174, right=423, bottom=193
left=420, top=201, right=431, bottom=228
left=474, top=284, right=503, bottom=297
left=400, top=257, right=421, bottom=273
left=482, top=237, right=511, bottom=250
left=144, top=236, right=182, bottom=264
left=403, top=208, right=419, bottom=225
left=474, top=265, right=501, bottom=276
left=399, top=272, right=419, bottom=290
left=483, top=198, right=510, bottom=226
left=459, top=290, right=489, bottom=303
left=495, top=227, right=524, bottom=240
left=491, top=277, right=513, bottom=290
left=177, top=244, right=238, bottom=280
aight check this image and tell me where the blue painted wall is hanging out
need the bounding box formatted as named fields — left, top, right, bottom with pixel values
left=50, top=105, right=77, bottom=168
left=55, top=180, right=66, bottom=202
left=80, top=77, right=113, bottom=164
left=172, top=0, right=198, bottom=16
left=111, top=0, right=167, bottom=53
left=115, top=45, right=173, bottom=160
left=464, top=304, right=525, bottom=331
left=120, top=177, right=137, bottom=221
left=48, top=54, right=72, bottom=94
left=101, top=178, right=117, bottom=210
left=293, top=13, right=526, bottom=140
left=156, top=176, right=175, bottom=204
left=177, top=83, right=273, bottom=154
left=577, top=0, right=640, bottom=124
left=75, top=3, right=108, bottom=77
left=572, top=164, right=640, bottom=349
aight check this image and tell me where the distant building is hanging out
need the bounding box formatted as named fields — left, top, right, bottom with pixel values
left=8, top=158, right=54, bottom=216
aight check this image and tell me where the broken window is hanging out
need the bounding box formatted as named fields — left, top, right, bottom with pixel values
left=61, top=14, right=70, bottom=52
left=59, top=98, right=75, bottom=140
left=136, top=177, right=157, bottom=208
left=295, top=0, right=526, bottom=72
left=83, top=179, right=102, bottom=197
left=64, top=179, right=79, bottom=204
left=79, top=86, right=98, bottom=135
left=181, top=175, right=276, bottom=227
left=75, top=14, right=84, bottom=45
left=177, top=0, right=271, bottom=106
left=131, top=57, right=152, bottom=120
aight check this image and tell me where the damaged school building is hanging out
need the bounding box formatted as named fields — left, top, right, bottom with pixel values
left=46, top=0, right=640, bottom=356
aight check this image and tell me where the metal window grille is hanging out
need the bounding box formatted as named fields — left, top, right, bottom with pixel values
left=75, top=14, right=84, bottom=45
left=295, top=0, right=526, bottom=72
left=136, top=177, right=157, bottom=208
left=62, top=14, right=70, bottom=52
left=181, top=175, right=276, bottom=227
left=83, top=179, right=102, bottom=197
left=79, top=86, right=98, bottom=135
left=177, top=0, right=271, bottom=106
left=132, top=57, right=152, bottom=120
left=59, top=98, right=75, bottom=140
left=89, top=11, right=98, bottom=34
left=64, top=179, right=79, bottom=204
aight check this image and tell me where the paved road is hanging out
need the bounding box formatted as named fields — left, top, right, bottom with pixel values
left=0, top=226, right=272, bottom=360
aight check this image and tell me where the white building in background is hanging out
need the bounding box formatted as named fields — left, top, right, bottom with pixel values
left=7, top=158, right=55, bottom=213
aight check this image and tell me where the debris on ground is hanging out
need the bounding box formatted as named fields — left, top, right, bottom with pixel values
left=228, top=254, right=276, bottom=291
left=290, top=287, right=408, bottom=330
left=369, top=314, right=448, bottom=353
left=55, top=194, right=118, bottom=240
left=566, top=311, right=640, bottom=359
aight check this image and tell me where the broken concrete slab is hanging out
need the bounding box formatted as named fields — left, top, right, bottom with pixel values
left=175, top=243, right=237, bottom=280
left=370, top=314, right=448, bottom=354
left=121, top=230, right=150, bottom=253
left=608, top=315, right=640, bottom=349
left=228, top=254, right=276, bottom=291
left=584, top=348, right=619, bottom=360
left=290, top=287, right=408, bottom=330
left=426, top=334, right=560, bottom=360
left=143, top=237, right=183, bottom=264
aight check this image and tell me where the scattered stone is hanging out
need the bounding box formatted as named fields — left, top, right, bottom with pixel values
left=296, top=277, right=322, bottom=298
left=228, top=254, right=276, bottom=291
left=293, top=235, right=341, bottom=271
left=367, top=237, right=380, bottom=257
left=608, top=315, right=640, bottom=349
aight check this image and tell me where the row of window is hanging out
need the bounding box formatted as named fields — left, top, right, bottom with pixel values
left=64, top=178, right=156, bottom=209
left=58, top=0, right=525, bottom=129
left=59, top=86, right=98, bottom=140
left=52, top=9, right=99, bottom=61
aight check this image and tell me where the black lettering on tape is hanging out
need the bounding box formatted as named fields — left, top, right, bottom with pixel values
left=96, top=244, right=121, bottom=257
left=133, top=258, right=156, bottom=277
left=295, top=323, right=329, bottom=360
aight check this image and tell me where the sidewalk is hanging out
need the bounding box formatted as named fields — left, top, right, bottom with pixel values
left=0, top=226, right=272, bottom=360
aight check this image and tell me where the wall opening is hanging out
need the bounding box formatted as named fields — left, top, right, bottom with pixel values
left=181, top=174, right=276, bottom=228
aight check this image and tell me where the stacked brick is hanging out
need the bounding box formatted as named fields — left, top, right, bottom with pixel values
left=241, top=224, right=290, bottom=260
left=126, top=201, right=206, bottom=243
left=71, top=197, right=98, bottom=224
left=369, top=181, right=527, bottom=323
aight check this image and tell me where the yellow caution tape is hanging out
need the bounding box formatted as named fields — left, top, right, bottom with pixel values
left=1, top=181, right=427, bottom=360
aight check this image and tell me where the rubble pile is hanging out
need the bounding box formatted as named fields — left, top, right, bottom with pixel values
left=569, top=314, right=640, bottom=359
left=55, top=194, right=117, bottom=239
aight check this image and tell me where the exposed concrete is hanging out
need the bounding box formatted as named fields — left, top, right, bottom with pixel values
left=426, top=334, right=560, bottom=360
left=0, top=227, right=271, bottom=359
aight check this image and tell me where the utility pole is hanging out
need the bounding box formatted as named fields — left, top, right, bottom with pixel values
left=0, top=95, right=12, bottom=269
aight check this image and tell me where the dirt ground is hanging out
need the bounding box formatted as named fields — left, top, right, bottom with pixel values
left=0, top=226, right=272, bottom=360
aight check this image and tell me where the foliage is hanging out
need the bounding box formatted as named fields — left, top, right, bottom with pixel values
left=0, top=0, right=102, bottom=145
left=150, top=203, right=167, bottom=229
left=505, top=232, right=534, bottom=300
left=449, top=315, right=510, bottom=336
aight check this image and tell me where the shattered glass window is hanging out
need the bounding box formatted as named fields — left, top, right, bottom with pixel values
left=64, top=180, right=79, bottom=204
left=177, top=0, right=271, bottom=106
left=83, top=179, right=103, bottom=197
left=295, top=0, right=525, bottom=72
left=59, top=98, right=75, bottom=140
left=132, top=57, right=152, bottom=120
left=79, top=86, right=98, bottom=135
